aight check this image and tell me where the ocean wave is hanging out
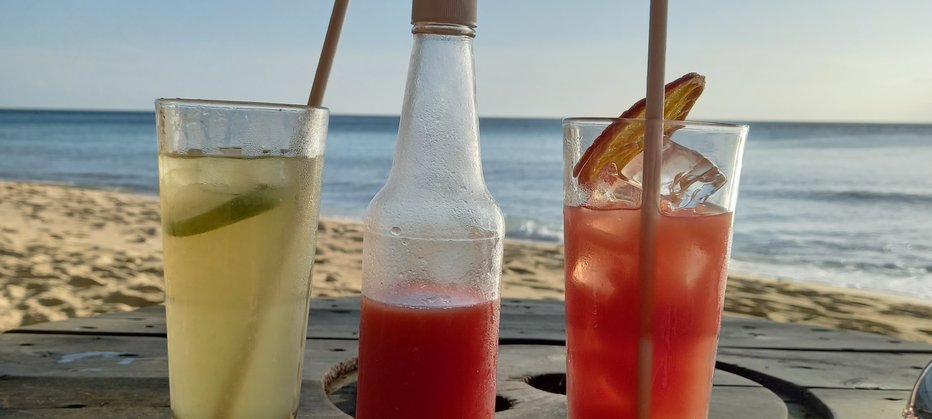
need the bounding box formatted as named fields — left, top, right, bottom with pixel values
left=727, top=259, right=932, bottom=299
left=504, top=216, right=563, bottom=242
left=746, top=188, right=932, bottom=205
left=731, top=243, right=932, bottom=278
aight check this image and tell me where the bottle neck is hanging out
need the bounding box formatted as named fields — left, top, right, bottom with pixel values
left=412, top=22, right=476, bottom=37
left=389, top=23, right=483, bottom=190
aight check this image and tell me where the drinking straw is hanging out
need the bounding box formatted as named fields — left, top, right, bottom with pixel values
left=638, top=1, right=667, bottom=419
left=308, top=0, right=351, bottom=107
left=210, top=3, right=351, bottom=417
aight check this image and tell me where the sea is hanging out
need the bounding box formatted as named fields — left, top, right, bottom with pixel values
left=1, top=110, right=930, bottom=300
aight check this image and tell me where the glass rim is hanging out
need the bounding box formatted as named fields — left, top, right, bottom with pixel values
left=563, top=117, right=748, bottom=131
left=155, top=98, right=328, bottom=112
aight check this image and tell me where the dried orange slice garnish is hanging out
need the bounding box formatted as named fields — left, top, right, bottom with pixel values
left=573, top=72, right=706, bottom=188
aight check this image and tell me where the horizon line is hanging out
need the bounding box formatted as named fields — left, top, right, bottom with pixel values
left=1, top=106, right=931, bottom=126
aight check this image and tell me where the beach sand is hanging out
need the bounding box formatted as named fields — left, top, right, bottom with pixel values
left=1, top=180, right=930, bottom=343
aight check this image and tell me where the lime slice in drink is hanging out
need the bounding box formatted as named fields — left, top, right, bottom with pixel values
left=168, top=185, right=286, bottom=237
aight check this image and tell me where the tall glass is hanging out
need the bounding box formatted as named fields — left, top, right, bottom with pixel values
left=156, top=99, right=328, bottom=419
left=563, top=118, right=747, bottom=419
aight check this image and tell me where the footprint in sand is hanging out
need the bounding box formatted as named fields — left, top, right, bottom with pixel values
left=37, top=296, right=66, bottom=307
left=68, top=275, right=106, bottom=288
left=130, top=285, right=164, bottom=295
left=91, top=266, right=129, bottom=280
left=508, top=266, right=535, bottom=275
left=0, top=246, right=25, bottom=258
left=136, top=265, right=163, bottom=275
left=103, top=291, right=160, bottom=307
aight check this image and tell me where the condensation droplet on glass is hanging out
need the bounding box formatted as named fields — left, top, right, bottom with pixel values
left=390, top=226, right=402, bottom=236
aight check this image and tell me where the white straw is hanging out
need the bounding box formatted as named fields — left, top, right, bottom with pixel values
left=638, top=1, right=668, bottom=419
left=308, top=0, right=350, bottom=107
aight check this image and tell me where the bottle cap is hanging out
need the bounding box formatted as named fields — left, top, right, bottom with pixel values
left=412, top=0, right=477, bottom=28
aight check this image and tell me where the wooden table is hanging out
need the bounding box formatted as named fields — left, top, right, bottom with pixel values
left=1, top=297, right=929, bottom=418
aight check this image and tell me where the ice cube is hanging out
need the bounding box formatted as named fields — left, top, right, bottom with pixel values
left=198, top=154, right=288, bottom=195
left=620, top=140, right=726, bottom=211
left=585, top=163, right=641, bottom=208
left=161, top=166, right=198, bottom=191
left=662, top=142, right=726, bottom=210
left=658, top=233, right=711, bottom=291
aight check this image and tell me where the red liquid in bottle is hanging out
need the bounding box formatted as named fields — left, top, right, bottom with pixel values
left=356, top=292, right=500, bottom=419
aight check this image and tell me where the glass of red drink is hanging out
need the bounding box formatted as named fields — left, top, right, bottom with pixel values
left=563, top=118, right=747, bottom=419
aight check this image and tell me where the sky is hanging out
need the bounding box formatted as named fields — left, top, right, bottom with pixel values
left=1, top=0, right=931, bottom=123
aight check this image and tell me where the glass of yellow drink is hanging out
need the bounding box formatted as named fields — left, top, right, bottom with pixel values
left=156, top=99, right=328, bottom=419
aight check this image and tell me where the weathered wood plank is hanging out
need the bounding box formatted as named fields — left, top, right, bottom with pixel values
left=494, top=344, right=762, bottom=387
left=807, top=389, right=912, bottom=419
left=316, top=345, right=788, bottom=419
left=11, top=298, right=930, bottom=353
left=0, top=407, right=169, bottom=418
left=0, top=337, right=349, bottom=417
left=9, top=305, right=166, bottom=336
left=708, top=387, right=789, bottom=419
left=494, top=347, right=786, bottom=418
left=0, top=334, right=763, bottom=389
left=6, top=302, right=567, bottom=342
left=0, top=377, right=169, bottom=409
left=0, top=335, right=789, bottom=418
left=0, top=334, right=356, bottom=384
left=321, top=382, right=791, bottom=419
left=0, top=334, right=167, bottom=378
left=4, top=297, right=928, bottom=418
left=720, top=317, right=932, bottom=352
left=0, top=376, right=348, bottom=418
left=717, top=348, right=930, bottom=391
left=495, top=391, right=566, bottom=419
left=7, top=298, right=561, bottom=332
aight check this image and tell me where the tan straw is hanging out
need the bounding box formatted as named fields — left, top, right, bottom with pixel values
left=308, top=0, right=351, bottom=107
left=637, top=1, right=668, bottom=419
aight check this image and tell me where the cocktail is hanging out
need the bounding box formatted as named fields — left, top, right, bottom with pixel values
left=563, top=74, right=747, bottom=418
left=156, top=99, right=328, bottom=419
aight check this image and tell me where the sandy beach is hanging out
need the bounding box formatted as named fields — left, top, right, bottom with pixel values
left=1, top=180, right=930, bottom=343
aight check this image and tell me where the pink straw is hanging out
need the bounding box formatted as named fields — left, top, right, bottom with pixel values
left=638, top=1, right=668, bottom=418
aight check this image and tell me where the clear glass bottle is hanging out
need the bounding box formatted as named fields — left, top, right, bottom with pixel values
left=355, top=0, right=504, bottom=418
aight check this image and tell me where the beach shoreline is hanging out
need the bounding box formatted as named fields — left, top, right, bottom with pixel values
left=1, top=180, right=929, bottom=343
